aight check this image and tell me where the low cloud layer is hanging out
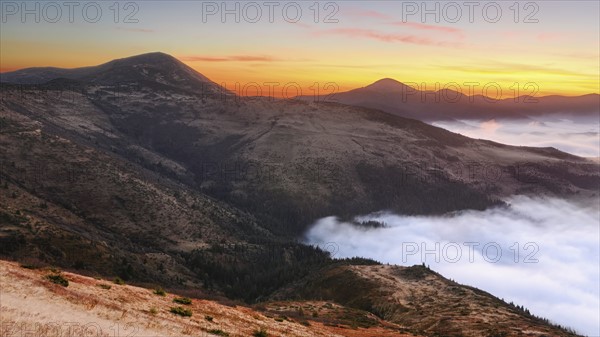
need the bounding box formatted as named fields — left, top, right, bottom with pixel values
left=304, top=196, right=599, bottom=336
left=432, top=117, right=600, bottom=157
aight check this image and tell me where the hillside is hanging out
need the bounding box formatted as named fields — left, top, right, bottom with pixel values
left=0, top=260, right=580, bottom=337
left=0, top=260, right=419, bottom=337
left=0, top=86, right=332, bottom=300
left=273, top=264, right=580, bottom=337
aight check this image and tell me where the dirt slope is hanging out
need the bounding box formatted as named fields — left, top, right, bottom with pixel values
left=0, top=260, right=418, bottom=337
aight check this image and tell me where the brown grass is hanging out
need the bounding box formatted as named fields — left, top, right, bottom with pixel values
left=0, top=259, right=418, bottom=337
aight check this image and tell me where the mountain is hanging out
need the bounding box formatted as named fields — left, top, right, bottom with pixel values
left=0, top=53, right=595, bottom=336
left=0, top=52, right=228, bottom=96
left=301, top=78, right=600, bottom=121
left=363, top=78, right=415, bottom=92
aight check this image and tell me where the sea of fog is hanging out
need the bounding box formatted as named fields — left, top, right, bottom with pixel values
left=432, top=117, right=600, bottom=158
left=304, top=196, right=600, bottom=336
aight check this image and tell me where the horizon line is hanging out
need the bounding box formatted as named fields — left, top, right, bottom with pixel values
left=1, top=52, right=599, bottom=99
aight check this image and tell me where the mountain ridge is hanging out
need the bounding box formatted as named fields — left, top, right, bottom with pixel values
left=301, top=77, right=600, bottom=121
left=358, top=77, right=599, bottom=99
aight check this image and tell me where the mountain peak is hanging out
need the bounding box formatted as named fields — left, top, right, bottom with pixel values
left=88, top=52, right=227, bottom=94
left=107, top=52, right=179, bottom=66
left=365, top=78, right=412, bottom=92
left=0, top=52, right=227, bottom=95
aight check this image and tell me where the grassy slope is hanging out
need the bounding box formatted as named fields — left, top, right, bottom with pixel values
left=0, top=260, right=418, bottom=337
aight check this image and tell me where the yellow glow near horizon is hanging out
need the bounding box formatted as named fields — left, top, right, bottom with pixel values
left=2, top=46, right=598, bottom=98
left=188, top=61, right=598, bottom=98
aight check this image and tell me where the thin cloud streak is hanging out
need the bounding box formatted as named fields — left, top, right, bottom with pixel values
left=390, top=21, right=464, bottom=35
left=313, top=28, right=462, bottom=47
left=342, top=7, right=393, bottom=20
left=341, top=8, right=465, bottom=37
left=115, top=27, right=154, bottom=33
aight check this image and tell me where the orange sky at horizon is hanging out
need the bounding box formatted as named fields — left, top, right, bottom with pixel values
left=1, top=52, right=597, bottom=99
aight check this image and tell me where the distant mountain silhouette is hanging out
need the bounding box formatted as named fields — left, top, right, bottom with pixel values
left=300, top=78, right=599, bottom=121
left=363, top=78, right=414, bottom=92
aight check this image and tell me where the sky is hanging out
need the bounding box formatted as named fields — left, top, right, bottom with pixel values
left=1, top=1, right=599, bottom=97
left=305, top=196, right=600, bottom=336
